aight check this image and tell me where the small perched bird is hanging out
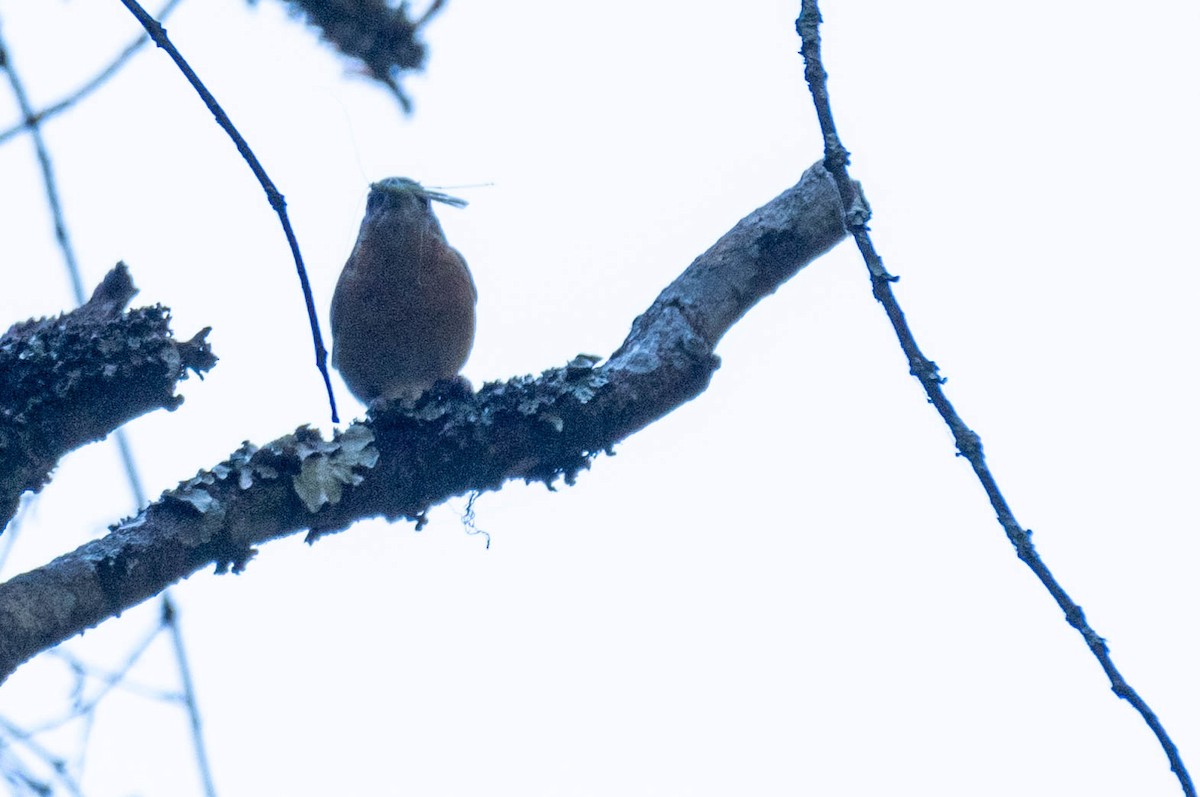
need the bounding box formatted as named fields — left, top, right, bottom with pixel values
left=330, top=177, right=477, bottom=404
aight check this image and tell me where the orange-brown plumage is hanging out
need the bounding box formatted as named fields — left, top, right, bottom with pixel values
left=331, top=178, right=476, bottom=403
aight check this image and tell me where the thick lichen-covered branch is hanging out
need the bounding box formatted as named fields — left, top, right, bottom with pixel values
left=0, top=162, right=852, bottom=682
left=0, top=263, right=217, bottom=529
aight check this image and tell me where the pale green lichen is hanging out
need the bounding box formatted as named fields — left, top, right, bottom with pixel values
left=175, top=488, right=217, bottom=514
left=292, top=425, right=379, bottom=513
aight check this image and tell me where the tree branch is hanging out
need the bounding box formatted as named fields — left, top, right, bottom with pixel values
left=0, top=162, right=851, bottom=683
left=275, top=0, right=436, bottom=112
left=0, top=263, right=216, bottom=529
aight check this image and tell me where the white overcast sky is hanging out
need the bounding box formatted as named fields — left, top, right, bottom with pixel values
left=0, top=1, right=1198, bottom=795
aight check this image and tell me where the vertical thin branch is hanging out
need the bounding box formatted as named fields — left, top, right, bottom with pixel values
left=164, top=598, right=218, bottom=797
left=0, top=26, right=87, bottom=304
left=795, top=4, right=1194, bottom=796
left=116, top=0, right=340, bottom=423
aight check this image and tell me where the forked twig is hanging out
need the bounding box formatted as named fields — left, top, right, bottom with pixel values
left=0, top=0, right=185, bottom=146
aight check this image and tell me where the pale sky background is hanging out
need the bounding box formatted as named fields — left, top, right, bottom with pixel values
left=0, top=1, right=1198, bottom=795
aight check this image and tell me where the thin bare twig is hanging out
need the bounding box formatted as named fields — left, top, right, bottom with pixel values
left=795, top=3, right=1194, bottom=796
left=116, top=0, right=340, bottom=423
left=0, top=0, right=185, bottom=147
left=2, top=607, right=216, bottom=794
left=0, top=716, right=86, bottom=797
left=415, top=0, right=450, bottom=27
left=0, top=614, right=174, bottom=793
left=28, top=631, right=171, bottom=735
left=0, top=25, right=86, bottom=304
left=164, top=598, right=218, bottom=797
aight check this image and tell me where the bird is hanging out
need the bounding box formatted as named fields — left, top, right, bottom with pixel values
left=330, top=177, right=476, bottom=404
